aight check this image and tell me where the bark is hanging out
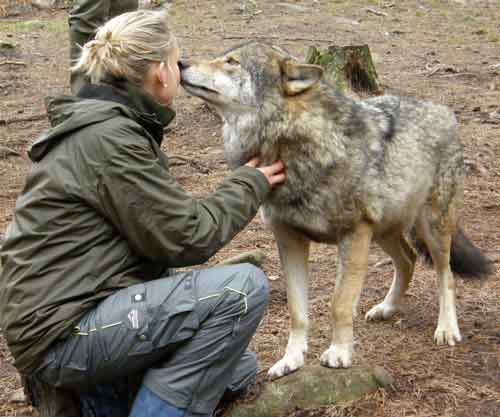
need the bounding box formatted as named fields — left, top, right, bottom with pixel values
left=307, top=45, right=382, bottom=95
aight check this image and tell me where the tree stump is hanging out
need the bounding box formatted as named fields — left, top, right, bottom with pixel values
left=225, top=365, right=394, bottom=417
left=306, top=45, right=382, bottom=95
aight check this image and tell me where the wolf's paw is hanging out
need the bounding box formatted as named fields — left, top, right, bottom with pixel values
left=365, top=302, right=400, bottom=321
left=434, top=326, right=462, bottom=346
left=320, top=344, right=353, bottom=368
left=268, top=351, right=305, bottom=379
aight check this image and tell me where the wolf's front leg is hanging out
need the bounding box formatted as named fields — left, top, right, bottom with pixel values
left=320, top=222, right=373, bottom=368
left=267, top=222, right=310, bottom=379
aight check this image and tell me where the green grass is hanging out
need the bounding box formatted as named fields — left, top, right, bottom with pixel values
left=0, top=19, right=66, bottom=33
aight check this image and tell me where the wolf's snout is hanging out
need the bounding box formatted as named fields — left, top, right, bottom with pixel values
left=178, top=60, right=191, bottom=71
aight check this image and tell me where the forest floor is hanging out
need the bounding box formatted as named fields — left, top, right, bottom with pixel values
left=1, top=1, right=499, bottom=416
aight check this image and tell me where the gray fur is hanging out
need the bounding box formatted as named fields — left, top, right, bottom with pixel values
left=183, top=43, right=462, bottom=243
left=181, top=42, right=492, bottom=375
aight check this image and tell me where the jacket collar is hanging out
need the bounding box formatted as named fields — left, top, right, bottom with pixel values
left=77, top=79, right=176, bottom=145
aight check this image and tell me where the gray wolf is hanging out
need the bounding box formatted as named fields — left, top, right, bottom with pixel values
left=180, top=42, right=493, bottom=379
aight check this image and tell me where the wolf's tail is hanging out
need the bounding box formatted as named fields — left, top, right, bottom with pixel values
left=415, top=227, right=493, bottom=278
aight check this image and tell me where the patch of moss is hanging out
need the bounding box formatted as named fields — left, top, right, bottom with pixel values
left=0, top=20, right=66, bottom=33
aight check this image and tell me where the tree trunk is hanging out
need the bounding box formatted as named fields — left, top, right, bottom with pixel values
left=306, top=45, right=382, bottom=95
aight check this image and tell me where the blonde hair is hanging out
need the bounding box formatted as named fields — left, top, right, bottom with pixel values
left=72, top=10, right=176, bottom=86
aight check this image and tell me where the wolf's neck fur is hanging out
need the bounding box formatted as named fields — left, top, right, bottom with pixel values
left=222, top=85, right=384, bottom=242
left=222, top=111, right=262, bottom=169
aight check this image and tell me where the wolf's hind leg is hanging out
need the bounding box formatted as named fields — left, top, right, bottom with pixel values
left=366, top=234, right=416, bottom=321
left=267, top=223, right=310, bottom=379
left=417, top=207, right=461, bottom=345
left=320, top=222, right=373, bottom=369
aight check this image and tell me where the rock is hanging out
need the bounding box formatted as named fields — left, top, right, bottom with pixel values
left=276, top=3, right=307, bottom=12
left=31, top=0, right=58, bottom=8
left=373, top=366, right=395, bottom=388
left=9, top=387, right=27, bottom=403
left=226, top=365, right=392, bottom=417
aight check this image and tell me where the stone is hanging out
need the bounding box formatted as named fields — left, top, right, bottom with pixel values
left=32, top=0, right=58, bottom=9
left=226, top=365, right=393, bottom=417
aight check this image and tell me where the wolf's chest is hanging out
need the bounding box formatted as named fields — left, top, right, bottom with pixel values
left=264, top=174, right=364, bottom=244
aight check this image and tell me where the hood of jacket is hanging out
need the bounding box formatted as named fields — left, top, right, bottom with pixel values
left=28, top=79, right=176, bottom=162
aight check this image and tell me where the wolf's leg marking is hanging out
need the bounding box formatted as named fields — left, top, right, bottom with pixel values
left=268, top=223, right=310, bottom=379
left=366, top=235, right=416, bottom=321
left=321, top=222, right=373, bottom=368
left=417, top=208, right=461, bottom=346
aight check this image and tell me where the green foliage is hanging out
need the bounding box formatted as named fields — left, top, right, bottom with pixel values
left=0, top=20, right=66, bottom=33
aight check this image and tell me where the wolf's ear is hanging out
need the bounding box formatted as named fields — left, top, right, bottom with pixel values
left=280, top=60, right=323, bottom=96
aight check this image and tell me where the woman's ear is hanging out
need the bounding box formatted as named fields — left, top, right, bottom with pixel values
left=157, top=61, right=169, bottom=88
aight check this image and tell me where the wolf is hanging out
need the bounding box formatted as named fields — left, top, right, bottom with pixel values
left=179, top=42, right=493, bottom=379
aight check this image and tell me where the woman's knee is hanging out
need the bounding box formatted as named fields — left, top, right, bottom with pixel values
left=241, top=263, right=269, bottom=302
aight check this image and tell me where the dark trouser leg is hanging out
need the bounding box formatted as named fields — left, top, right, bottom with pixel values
left=68, top=0, right=138, bottom=93
left=227, top=350, right=257, bottom=396
left=141, top=266, right=268, bottom=415
left=34, top=264, right=269, bottom=416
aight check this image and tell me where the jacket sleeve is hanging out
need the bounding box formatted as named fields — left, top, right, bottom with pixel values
left=95, top=130, right=270, bottom=267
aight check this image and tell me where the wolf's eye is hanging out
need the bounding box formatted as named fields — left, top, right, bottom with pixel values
left=226, top=57, right=240, bottom=66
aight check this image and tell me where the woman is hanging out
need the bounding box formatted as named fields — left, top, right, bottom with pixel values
left=0, top=10, right=285, bottom=417
left=68, top=0, right=139, bottom=94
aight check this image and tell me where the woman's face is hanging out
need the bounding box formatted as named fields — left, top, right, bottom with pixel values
left=161, top=47, right=181, bottom=105
left=146, top=47, right=181, bottom=107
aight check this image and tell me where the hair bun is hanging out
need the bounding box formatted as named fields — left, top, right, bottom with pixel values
left=71, top=10, right=175, bottom=86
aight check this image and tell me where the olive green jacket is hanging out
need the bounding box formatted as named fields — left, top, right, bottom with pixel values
left=0, top=81, right=270, bottom=374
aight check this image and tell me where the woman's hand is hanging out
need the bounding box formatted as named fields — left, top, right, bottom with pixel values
left=245, top=158, right=286, bottom=188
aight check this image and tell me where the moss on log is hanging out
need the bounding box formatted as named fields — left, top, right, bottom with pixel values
left=306, top=44, right=382, bottom=94
left=226, top=365, right=393, bottom=417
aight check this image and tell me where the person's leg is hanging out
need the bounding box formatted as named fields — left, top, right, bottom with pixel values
left=126, top=351, right=257, bottom=417
left=109, top=0, right=139, bottom=18
left=133, top=264, right=269, bottom=416
left=226, top=350, right=258, bottom=397
left=34, top=264, right=268, bottom=416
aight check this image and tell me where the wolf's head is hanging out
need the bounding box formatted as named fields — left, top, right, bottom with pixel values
left=180, top=42, right=325, bottom=167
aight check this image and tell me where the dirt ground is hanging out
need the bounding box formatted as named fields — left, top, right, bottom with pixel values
left=1, top=1, right=499, bottom=416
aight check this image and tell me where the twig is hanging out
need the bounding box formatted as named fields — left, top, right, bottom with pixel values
left=0, top=60, right=26, bottom=66
left=168, top=155, right=210, bottom=174
left=365, top=7, right=388, bottom=17
left=374, top=259, right=392, bottom=268
left=0, top=114, right=46, bottom=125
left=0, top=145, right=21, bottom=157
left=439, top=72, right=475, bottom=78
left=223, top=34, right=335, bottom=43
left=218, top=249, right=266, bottom=267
